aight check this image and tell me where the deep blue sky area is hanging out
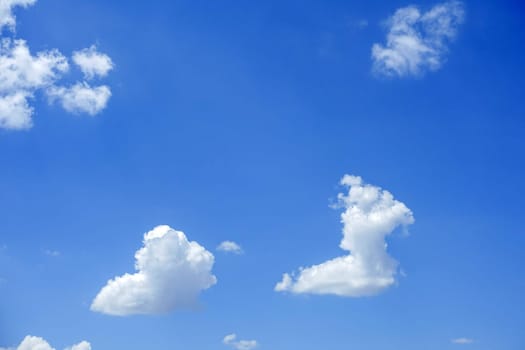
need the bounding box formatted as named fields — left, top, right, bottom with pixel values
left=0, top=0, right=524, bottom=349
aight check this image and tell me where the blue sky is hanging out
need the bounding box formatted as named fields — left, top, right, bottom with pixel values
left=0, top=0, right=524, bottom=349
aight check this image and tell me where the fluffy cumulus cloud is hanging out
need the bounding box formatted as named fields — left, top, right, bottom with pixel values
left=0, top=38, right=68, bottom=90
left=0, top=91, right=32, bottom=129
left=0, top=38, right=68, bottom=129
left=223, top=334, right=258, bottom=350
left=91, top=225, right=217, bottom=316
left=47, top=83, right=111, bottom=116
left=64, top=341, right=91, bottom=350
left=217, top=241, right=243, bottom=254
left=72, top=46, right=114, bottom=80
left=0, top=335, right=90, bottom=350
left=451, top=338, right=474, bottom=345
left=372, top=1, right=464, bottom=77
left=0, top=0, right=113, bottom=130
left=275, top=175, right=414, bottom=297
left=0, top=0, right=35, bottom=31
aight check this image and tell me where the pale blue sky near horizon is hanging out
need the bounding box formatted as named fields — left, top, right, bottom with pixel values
left=0, top=0, right=524, bottom=349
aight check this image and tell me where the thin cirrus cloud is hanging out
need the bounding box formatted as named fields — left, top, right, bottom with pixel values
left=91, top=225, right=217, bottom=316
left=372, top=1, right=465, bottom=78
left=451, top=338, right=474, bottom=345
left=223, top=334, right=258, bottom=350
left=0, top=0, right=113, bottom=130
left=217, top=241, right=244, bottom=254
left=44, top=249, right=60, bottom=257
left=0, top=335, right=91, bottom=350
left=276, top=174, right=414, bottom=297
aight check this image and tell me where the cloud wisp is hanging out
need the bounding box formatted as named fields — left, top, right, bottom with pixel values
left=276, top=175, right=414, bottom=297
left=372, top=1, right=465, bottom=78
left=44, top=249, right=60, bottom=257
left=0, top=0, right=113, bottom=130
left=223, top=334, right=258, bottom=350
left=217, top=241, right=244, bottom=255
left=91, top=225, right=217, bottom=316
left=451, top=338, right=474, bottom=345
left=0, top=335, right=91, bottom=350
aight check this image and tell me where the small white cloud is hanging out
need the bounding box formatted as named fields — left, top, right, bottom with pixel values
left=276, top=174, right=414, bottom=297
left=47, top=82, right=111, bottom=116
left=44, top=249, right=60, bottom=257
left=217, top=241, right=243, bottom=254
left=0, top=38, right=69, bottom=91
left=223, top=334, right=258, bottom=350
left=14, top=336, right=53, bottom=350
left=91, top=225, right=217, bottom=316
left=64, top=341, right=91, bottom=350
left=0, top=0, right=36, bottom=32
left=451, top=338, right=474, bottom=344
left=72, top=46, right=114, bottom=80
left=372, top=1, right=464, bottom=77
left=0, top=38, right=68, bottom=129
left=0, top=3, right=114, bottom=130
left=0, top=335, right=91, bottom=350
left=0, top=91, right=32, bottom=129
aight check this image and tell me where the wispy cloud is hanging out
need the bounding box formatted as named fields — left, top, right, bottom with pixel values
left=44, top=249, right=60, bottom=257
left=372, top=1, right=465, bottom=77
left=452, top=338, right=474, bottom=344
left=217, top=241, right=244, bottom=254
left=223, top=334, right=258, bottom=350
left=347, top=18, right=368, bottom=29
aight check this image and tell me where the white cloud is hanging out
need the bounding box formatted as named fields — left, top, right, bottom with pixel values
left=217, top=241, right=243, bottom=254
left=0, top=336, right=90, bottom=350
left=223, top=334, right=258, bottom=350
left=275, top=175, right=414, bottom=297
left=0, top=38, right=69, bottom=91
left=0, top=38, right=68, bottom=129
left=372, top=1, right=464, bottom=77
left=44, top=249, right=60, bottom=257
left=91, top=225, right=217, bottom=316
left=451, top=338, right=474, bottom=344
left=0, top=91, right=32, bottom=129
left=72, top=46, right=114, bottom=80
left=0, top=0, right=36, bottom=32
left=47, top=83, right=111, bottom=116
left=0, top=3, right=113, bottom=130
left=14, top=336, right=52, bottom=350
left=64, top=341, right=91, bottom=350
